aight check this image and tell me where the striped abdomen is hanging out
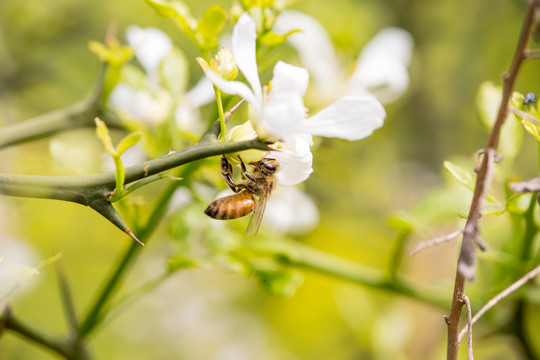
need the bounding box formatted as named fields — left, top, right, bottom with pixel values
left=204, top=190, right=256, bottom=220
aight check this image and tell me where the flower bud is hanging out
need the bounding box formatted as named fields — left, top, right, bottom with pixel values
left=224, top=121, right=267, bottom=164
left=210, top=48, right=238, bottom=81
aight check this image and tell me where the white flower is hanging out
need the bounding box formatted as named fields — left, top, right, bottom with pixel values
left=0, top=236, right=40, bottom=303
left=350, top=27, right=414, bottom=104
left=110, top=83, right=173, bottom=125
left=126, top=25, right=173, bottom=82
left=263, top=186, right=319, bottom=236
left=274, top=11, right=413, bottom=104
left=201, top=13, right=385, bottom=185
left=111, top=26, right=215, bottom=134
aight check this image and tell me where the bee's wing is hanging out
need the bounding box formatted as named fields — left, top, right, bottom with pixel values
left=246, top=190, right=269, bottom=238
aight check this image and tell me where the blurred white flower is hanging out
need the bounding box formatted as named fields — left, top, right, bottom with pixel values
left=0, top=236, right=40, bottom=304
left=174, top=77, right=215, bottom=134
left=274, top=11, right=414, bottom=104
left=263, top=186, right=319, bottom=236
left=273, top=10, right=341, bottom=97
left=110, top=83, right=173, bottom=126
left=201, top=13, right=385, bottom=185
left=350, top=27, right=414, bottom=104
left=111, top=26, right=215, bottom=135
left=126, top=25, right=173, bottom=83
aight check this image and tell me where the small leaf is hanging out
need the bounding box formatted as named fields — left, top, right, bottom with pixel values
left=522, top=119, right=540, bottom=142
left=196, top=5, right=227, bottom=50
left=88, top=39, right=133, bottom=66
left=260, top=32, right=284, bottom=46
left=95, top=118, right=116, bottom=155
left=117, top=131, right=142, bottom=155
left=444, top=160, right=500, bottom=203
left=160, top=47, right=189, bottom=98
left=480, top=202, right=506, bottom=216
left=476, top=82, right=501, bottom=129
left=167, top=254, right=197, bottom=272
left=260, top=29, right=300, bottom=47
left=476, top=82, right=522, bottom=160
left=256, top=270, right=303, bottom=297
left=145, top=0, right=197, bottom=42
left=444, top=160, right=476, bottom=191
left=120, top=64, right=148, bottom=90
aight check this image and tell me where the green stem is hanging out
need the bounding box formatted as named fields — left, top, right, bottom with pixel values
left=0, top=306, right=72, bottom=359
left=0, top=64, right=122, bottom=150
left=247, top=240, right=449, bottom=309
left=522, top=192, right=538, bottom=262
left=78, top=162, right=199, bottom=337
left=78, top=181, right=180, bottom=337
left=214, top=86, right=226, bottom=141
left=0, top=139, right=269, bottom=203
left=388, top=227, right=412, bottom=282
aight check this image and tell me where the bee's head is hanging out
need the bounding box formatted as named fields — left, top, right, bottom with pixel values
left=258, top=158, right=279, bottom=175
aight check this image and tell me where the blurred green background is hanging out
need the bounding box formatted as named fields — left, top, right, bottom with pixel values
left=1, top=0, right=539, bottom=359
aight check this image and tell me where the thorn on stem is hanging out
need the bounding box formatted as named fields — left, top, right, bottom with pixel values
left=126, top=230, right=145, bottom=247
left=444, top=315, right=451, bottom=325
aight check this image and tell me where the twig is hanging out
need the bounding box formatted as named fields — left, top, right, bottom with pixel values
left=525, top=49, right=540, bottom=58
left=0, top=64, right=120, bottom=150
left=409, top=230, right=463, bottom=256
left=245, top=239, right=450, bottom=309
left=460, top=294, right=474, bottom=360
left=509, top=177, right=540, bottom=193
left=446, top=2, right=538, bottom=359
left=78, top=174, right=186, bottom=337
left=0, top=305, right=71, bottom=358
left=458, top=263, right=540, bottom=343
left=509, top=107, right=540, bottom=125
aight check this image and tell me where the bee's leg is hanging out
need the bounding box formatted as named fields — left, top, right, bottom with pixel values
left=237, top=155, right=256, bottom=182
left=221, top=155, right=243, bottom=192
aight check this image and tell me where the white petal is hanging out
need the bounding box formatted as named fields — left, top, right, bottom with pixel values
left=174, top=101, right=204, bottom=135
left=271, top=61, right=309, bottom=96
left=186, top=77, right=215, bottom=108
left=260, top=92, right=306, bottom=139
left=274, top=11, right=341, bottom=92
left=359, top=27, right=414, bottom=67
left=126, top=26, right=173, bottom=74
left=302, top=95, right=385, bottom=140
left=263, top=186, right=319, bottom=236
left=203, top=69, right=260, bottom=112
left=0, top=236, right=39, bottom=302
left=232, top=13, right=262, bottom=104
left=109, top=83, right=171, bottom=125
left=271, top=135, right=313, bottom=185
left=350, top=58, right=409, bottom=104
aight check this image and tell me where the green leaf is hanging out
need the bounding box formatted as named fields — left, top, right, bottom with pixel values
left=167, top=254, right=197, bottom=272
left=120, top=64, right=148, bottom=90
left=117, top=131, right=142, bottom=155
left=476, top=82, right=522, bottom=160
left=88, top=40, right=133, bottom=66
left=160, top=47, right=189, bottom=98
left=196, top=5, right=227, bottom=50
left=522, top=119, right=540, bottom=142
left=443, top=160, right=475, bottom=191
left=145, top=0, right=197, bottom=43
left=477, top=82, right=501, bottom=129
left=480, top=202, right=506, bottom=215
left=443, top=160, right=500, bottom=204
left=95, top=118, right=116, bottom=155
left=260, top=29, right=300, bottom=46
left=256, top=270, right=303, bottom=297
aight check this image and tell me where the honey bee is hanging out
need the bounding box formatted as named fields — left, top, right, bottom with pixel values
left=204, top=155, right=279, bottom=237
